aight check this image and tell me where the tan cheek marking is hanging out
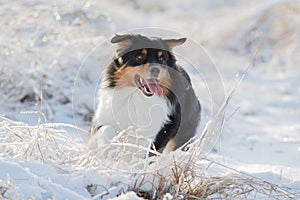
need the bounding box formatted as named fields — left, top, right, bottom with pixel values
left=137, top=63, right=151, bottom=79
left=114, top=66, right=137, bottom=88
left=159, top=68, right=171, bottom=96
left=163, top=139, right=176, bottom=154
left=114, top=65, right=149, bottom=88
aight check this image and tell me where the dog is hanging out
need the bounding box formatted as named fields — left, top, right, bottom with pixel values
left=88, top=34, right=201, bottom=155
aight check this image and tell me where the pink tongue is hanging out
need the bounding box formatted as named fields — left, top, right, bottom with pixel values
left=147, top=82, right=163, bottom=97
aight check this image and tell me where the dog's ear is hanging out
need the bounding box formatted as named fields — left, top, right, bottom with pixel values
left=111, top=34, right=133, bottom=44
left=164, top=38, right=187, bottom=49
left=111, top=34, right=134, bottom=56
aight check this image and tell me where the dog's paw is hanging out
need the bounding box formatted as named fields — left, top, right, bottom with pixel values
left=87, top=125, right=117, bottom=150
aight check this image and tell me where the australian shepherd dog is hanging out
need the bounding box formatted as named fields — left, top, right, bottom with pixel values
left=88, top=34, right=201, bottom=156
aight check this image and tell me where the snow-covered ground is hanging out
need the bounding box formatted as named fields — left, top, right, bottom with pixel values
left=1, top=0, right=299, bottom=199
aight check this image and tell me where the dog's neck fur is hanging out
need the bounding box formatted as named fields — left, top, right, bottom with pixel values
left=93, top=87, right=171, bottom=140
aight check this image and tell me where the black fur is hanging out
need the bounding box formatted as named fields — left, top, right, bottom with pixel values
left=153, top=65, right=201, bottom=153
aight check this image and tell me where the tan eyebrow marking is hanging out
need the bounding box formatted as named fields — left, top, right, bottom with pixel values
left=141, top=49, right=147, bottom=55
left=158, top=51, right=163, bottom=58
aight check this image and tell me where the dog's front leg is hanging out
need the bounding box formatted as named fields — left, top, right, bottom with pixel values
left=87, top=125, right=117, bottom=150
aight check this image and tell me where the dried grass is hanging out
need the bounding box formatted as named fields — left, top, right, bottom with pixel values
left=0, top=176, right=22, bottom=199
left=129, top=156, right=299, bottom=200
left=0, top=114, right=86, bottom=168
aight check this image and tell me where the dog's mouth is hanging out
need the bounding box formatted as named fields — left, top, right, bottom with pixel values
left=135, top=74, right=163, bottom=97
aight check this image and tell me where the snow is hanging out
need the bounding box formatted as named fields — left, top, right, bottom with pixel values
left=1, top=0, right=300, bottom=199
left=109, top=192, right=143, bottom=200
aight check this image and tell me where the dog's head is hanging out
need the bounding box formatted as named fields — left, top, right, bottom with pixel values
left=106, top=34, right=186, bottom=97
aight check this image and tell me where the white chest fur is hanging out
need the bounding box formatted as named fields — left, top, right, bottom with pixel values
left=93, top=87, right=170, bottom=140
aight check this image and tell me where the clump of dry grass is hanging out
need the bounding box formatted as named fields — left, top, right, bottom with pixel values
left=129, top=155, right=299, bottom=200
left=0, top=114, right=86, bottom=166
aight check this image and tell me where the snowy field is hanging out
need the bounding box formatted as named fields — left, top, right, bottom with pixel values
left=0, top=0, right=300, bottom=199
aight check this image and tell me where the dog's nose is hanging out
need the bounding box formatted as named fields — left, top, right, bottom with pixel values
left=149, top=65, right=160, bottom=78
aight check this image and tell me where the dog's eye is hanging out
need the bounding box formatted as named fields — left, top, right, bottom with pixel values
left=136, top=54, right=145, bottom=61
